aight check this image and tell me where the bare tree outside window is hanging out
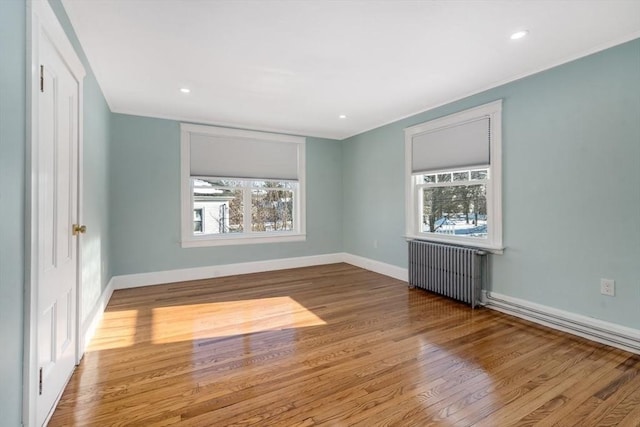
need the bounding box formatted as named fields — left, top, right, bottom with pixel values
left=251, top=182, right=294, bottom=232
left=192, top=178, right=296, bottom=235
left=421, top=169, right=488, bottom=238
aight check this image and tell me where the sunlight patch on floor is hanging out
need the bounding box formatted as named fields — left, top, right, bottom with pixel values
left=151, top=296, right=327, bottom=344
left=87, top=309, right=138, bottom=351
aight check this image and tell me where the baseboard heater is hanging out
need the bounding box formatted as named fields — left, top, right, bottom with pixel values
left=408, top=240, right=488, bottom=308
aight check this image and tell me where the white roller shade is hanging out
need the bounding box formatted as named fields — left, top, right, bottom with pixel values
left=412, top=117, right=490, bottom=174
left=190, top=133, right=301, bottom=180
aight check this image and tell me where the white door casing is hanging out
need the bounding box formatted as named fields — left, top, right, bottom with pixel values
left=25, top=1, right=86, bottom=426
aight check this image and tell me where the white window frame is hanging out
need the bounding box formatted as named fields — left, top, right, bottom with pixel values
left=181, top=124, right=306, bottom=247
left=404, top=100, right=503, bottom=252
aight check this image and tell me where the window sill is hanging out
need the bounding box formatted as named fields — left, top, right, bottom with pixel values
left=404, top=234, right=504, bottom=254
left=181, top=233, right=306, bottom=248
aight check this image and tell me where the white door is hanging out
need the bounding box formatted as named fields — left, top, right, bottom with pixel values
left=36, top=32, right=81, bottom=426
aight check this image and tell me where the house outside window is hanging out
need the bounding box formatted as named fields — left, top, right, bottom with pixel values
left=192, top=178, right=296, bottom=235
left=404, top=100, right=503, bottom=251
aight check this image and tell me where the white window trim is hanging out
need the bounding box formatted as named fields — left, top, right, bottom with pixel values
left=180, top=123, right=306, bottom=247
left=404, top=100, right=503, bottom=252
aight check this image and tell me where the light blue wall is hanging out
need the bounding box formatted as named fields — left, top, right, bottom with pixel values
left=0, top=1, right=26, bottom=424
left=49, top=0, right=113, bottom=326
left=343, top=121, right=408, bottom=266
left=343, top=39, right=640, bottom=329
left=110, top=114, right=343, bottom=275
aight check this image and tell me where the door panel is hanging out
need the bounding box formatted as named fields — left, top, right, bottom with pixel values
left=36, top=31, right=79, bottom=426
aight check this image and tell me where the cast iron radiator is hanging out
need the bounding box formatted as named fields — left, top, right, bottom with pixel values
left=408, top=240, right=487, bottom=308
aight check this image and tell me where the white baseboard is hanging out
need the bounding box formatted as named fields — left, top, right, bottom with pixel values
left=80, top=277, right=115, bottom=356
left=342, top=253, right=408, bottom=282
left=111, top=253, right=345, bottom=289
left=109, top=253, right=409, bottom=291
left=483, top=291, right=640, bottom=354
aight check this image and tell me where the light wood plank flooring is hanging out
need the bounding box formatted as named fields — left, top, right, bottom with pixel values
left=50, top=263, right=640, bottom=426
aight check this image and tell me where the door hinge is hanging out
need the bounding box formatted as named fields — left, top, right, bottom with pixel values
left=39, top=367, right=43, bottom=395
left=40, top=65, right=44, bottom=93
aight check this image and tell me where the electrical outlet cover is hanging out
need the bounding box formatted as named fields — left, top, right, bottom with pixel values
left=600, top=278, right=615, bottom=296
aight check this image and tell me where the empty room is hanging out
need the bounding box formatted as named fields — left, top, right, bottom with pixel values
left=1, top=0, right=640, bottom=425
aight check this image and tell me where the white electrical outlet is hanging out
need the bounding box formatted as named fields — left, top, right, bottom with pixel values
left=600, top=278, right=615, bottom=296
left=373, top=239, right=378, bottom=249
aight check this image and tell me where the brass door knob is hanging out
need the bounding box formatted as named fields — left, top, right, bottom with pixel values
left=72, top=224, right=87, bottom=236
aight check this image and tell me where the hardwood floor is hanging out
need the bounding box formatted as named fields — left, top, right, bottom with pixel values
left=49, top=263, right=640, bottom=426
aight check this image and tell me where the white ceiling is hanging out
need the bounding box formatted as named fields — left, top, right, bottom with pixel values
left=61, top=0, right=640, bottom=140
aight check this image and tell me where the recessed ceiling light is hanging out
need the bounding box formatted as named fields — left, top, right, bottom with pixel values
left=339, top=114, right=347, bottom=119
left=510, top=30, right=529, bottom=40
left=180, top=88, right=191, bottom=93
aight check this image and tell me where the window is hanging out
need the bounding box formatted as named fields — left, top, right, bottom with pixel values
left=418, top=168, right=488, bottom=236
left=193, top=208, right=204, bottom=233
left=181, top=124, right=305, bottom=247
left=404, top=100, right=502, bottom=251
left=192, top=178, right=296, bottom=234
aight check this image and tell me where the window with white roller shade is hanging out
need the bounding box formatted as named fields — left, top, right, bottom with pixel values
left=404, top=100, right=503, bottom=251
left=180, top=123, right=306, bottom=247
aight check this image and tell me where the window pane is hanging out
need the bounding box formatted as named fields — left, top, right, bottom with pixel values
left=437, top=173, right=451, bottom=182
left=193, top=177, right=243, bottom=188
left=453, top=172, right=469, bottom=182
left=192, top=179, right=243, bottom=234
left=251, top=188, right=294, bottom=232
left=226, top=191, right=244, bottom=233
left=421, top=184, right=487, bottom=238
left=193, top=209, right=203, bottom=233
left=251, top=180, right=296, bottom=190
left=423, top=174, right=436, bottom=183
left=470, top=169, right=488, bottom=180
